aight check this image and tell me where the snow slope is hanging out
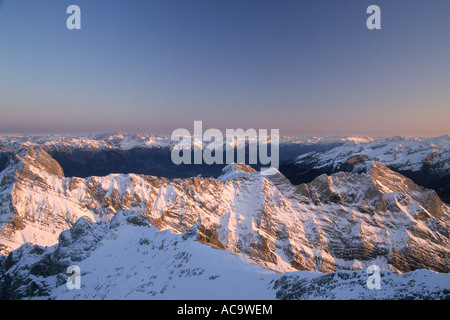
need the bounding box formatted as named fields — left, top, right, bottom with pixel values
left=1, top=210, right=448, bottom=300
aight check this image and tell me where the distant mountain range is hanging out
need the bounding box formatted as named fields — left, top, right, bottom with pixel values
left=1, top=133, right=448, bottom=201
left=0, top=134, right=449, bottom=299
left=0, top=133, right=352, bottom=179
left=280, top=135, right=450, bottom=203
left=0, top=133, right=372, bottom=152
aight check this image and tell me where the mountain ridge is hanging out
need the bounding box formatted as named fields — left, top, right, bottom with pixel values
left=0, top=149, right=448, bottom=274
left=281, top=135, right=450, bottom=203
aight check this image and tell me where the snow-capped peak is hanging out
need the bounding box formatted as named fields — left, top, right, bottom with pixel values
left=217, top=163, right=257, bottom=181
left=294, top=135, right=450, bottom=174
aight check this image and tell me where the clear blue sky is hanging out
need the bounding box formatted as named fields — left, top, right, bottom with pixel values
left=0, top=0, right=449, bottom=136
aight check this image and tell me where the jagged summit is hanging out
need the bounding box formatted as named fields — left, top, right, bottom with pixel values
left=304, top=161, right=445, bottom=219
left=0, top=150, right=95, bottom=255
left=294, top=136, right=450, bottom=174
left=0, top=150, right=448, bottom=274
left=0, top=149, right=64, bottom=194
left=284, top=138, right=450, bottom=203
left=218, top=163, right=283, bottom=181
left=17, top=149, right=65, bottom=177
left=218, top=163, right=257, bottom=181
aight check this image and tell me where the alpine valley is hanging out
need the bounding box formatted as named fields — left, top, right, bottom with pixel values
left=0, top=134, right=449, bottom=300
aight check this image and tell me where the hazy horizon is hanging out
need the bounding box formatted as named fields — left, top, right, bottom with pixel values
left=0, top=130, right=448, bottom=140
left=1, top=0, right=449, bottom=137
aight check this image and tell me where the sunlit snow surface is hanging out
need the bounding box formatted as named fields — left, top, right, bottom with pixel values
left=3, top=211, right=449, bottom=300
left=295, top=135, right=450, bottom=173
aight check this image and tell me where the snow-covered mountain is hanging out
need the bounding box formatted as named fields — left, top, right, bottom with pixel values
left=0, top=149, right=449, bottom=276
left=281, top=135, right=450, bottom=203
left=3, top=134, right=448, bottom=197
left=0, top=133, right=371, bottom=152
left=0, top=133, right=354, bottom=180
left=1, top=210, right=449, bottom=300
left=0, top=133, right=173, bottom=152
left=293, top=135, right=450, bottom=173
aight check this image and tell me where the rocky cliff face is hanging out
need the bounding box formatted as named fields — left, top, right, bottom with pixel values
left=0, top=149, right=449, bottom=274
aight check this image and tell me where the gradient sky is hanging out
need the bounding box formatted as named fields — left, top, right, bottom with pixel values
left=0, top=0, right=449, bottom=136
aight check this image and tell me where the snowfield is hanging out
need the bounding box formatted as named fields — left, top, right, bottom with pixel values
left=1, top=210, right=449, bottom=300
